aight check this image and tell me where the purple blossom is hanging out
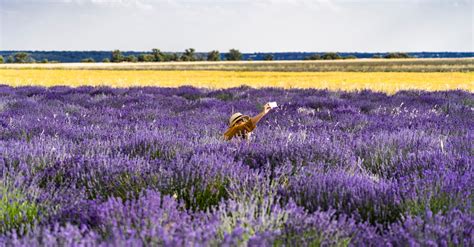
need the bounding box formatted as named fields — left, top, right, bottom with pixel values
left=0, top=85, right=472, bottom=245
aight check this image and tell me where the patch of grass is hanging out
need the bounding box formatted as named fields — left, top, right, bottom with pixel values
left=168, top=177, right=229, bottom=211
left=82, top=171, right=160, bottom=201
left=404, top=192, right=463, bottom=217
left=0, top=185, right=39, bottom=234
left=275, top=229, right=352, bottom=247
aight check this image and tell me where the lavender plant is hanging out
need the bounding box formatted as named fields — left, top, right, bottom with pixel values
left=0, top=84, right=472, bottom=246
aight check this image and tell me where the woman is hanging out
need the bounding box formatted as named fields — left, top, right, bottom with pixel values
left=223, top=103, right=272, bottom=141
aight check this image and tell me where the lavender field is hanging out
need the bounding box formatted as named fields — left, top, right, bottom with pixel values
left=0, top=85, right=472, bottom=246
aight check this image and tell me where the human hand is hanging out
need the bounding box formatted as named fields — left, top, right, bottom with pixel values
left=263, top=103, right=272, bottom=114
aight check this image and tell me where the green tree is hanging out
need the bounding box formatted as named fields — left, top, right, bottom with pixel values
left=384, top=52, right=411, bottom=59
left=304, top=54, right=321, bottom=60
left=13, top=52, right=31, bottom=63
left=263, top=54, right=274, bottom=61
left=40, top=59, right=49, bottom=63
left=102, top=58, right=110, bottom=63
left=81, top=57, right=95, bottom=63
left=344, top=55, right=357, bottom=59
left=181, top=48, right=196, bottom=61
left=151, top=48, right=165, bottom=62
left=7, top=56, right=14, bottom=63
left=138, top=54, right=152, bottom=62
left=139, top=54, right=155, bottom=62
left=321, top=52, right=342, bottom=60
left=0, top=56, right=3, bottom=64
left=111, top=50, right=124, bottom=62
left=207, top=50, right=220, bottom=61
left=169, top=53, right=179, bottom=61
left=226, top=49, right=242, bottom=61
left=124, top=55, right=138, bottom=62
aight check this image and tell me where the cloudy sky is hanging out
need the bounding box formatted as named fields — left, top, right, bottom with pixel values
left=0, top=0, right=472, bottom=52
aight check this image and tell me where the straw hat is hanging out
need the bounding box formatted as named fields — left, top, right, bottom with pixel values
left=228, top=112, right=250, bottom=127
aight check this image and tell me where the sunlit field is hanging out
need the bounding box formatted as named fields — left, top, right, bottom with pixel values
left=1, top=58, right=473, bottom=72
left=1, top=69, right=473, bottom=94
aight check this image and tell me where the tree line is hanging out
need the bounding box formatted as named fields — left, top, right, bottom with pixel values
left=0, top=50, right=412, bottom=64
left=303, top=52, right=411, bottom=60
left=107, top=48, right=244, bottom=63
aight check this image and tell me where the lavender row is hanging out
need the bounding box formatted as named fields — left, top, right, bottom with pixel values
left=0, top=85, right=472, bottom=246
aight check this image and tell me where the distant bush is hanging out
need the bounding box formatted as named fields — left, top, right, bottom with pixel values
left=81, top=57, right=95, bottom=63
left=0, top=55, right=3, bottom=63
left=138, top=54, right=154, bottom=62
left=304, top=54, right=321, bottom=60
left=124, top=55, right=138, bottom=62
left=7, top=56, right=14, bottom=63
left=102, top=58, right=110, bottom=63
left=13, top=52, right=34, bottom=63
left=344, top=55, right=357, bottom=59
left=304, top=53, right=345, bottom=60
left=384, top=52, right=411, bottom=59
left=321, top=52, right=342, bottom=60
left=166, top=53, right=180, bottom=61
left=263, top=54, right=274, bottom=61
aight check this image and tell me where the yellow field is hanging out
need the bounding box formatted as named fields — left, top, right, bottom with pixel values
left=0, top=69, right=473, bottom=94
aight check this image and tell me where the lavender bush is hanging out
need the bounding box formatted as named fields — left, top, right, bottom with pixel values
left=0, top=85, right=472, bottom=246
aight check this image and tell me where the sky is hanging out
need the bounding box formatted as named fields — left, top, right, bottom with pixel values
left=0, top=0, right=472, bottom=52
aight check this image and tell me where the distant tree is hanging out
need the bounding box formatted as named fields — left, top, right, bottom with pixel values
left=81, top=57, right=95, bottom=63
left=146, top=54, right=156, bottom=62
left=0, top=55, right=3, bottom=64
left=304, top=54, right=321, bottom=60
left=344, top=55, right=357, bottom=59
left=40, top=59, right=49, bottom=63
left=102, top=58, right=110, bottom=63
left=138, top=54, right=154, bottom=62
left=372, top=55, right=382, bottom=59
left=163, top=53, right=180, bottom=62
left=168, top=53, right=179, bottom=61
left=181, top=48, right=196, bottom=61
left=207, top=50, right=220, bottom=61
left=14, top=52, right=31, bottom=63
left=162, top=53, right=178, bottom=62
left=384, top=52, right=411, bottom=59
left=124, top=55, right=138, bottom=62
left=7, top=56, right=14, bottom=63
left=226, top=49, right=242, bottom=61
left=152, top=48, right=165, bottom=62
left=111, top=50, right=124, bottom=62
left=263, top=54, right=274, bottom=61
left=321, top=52, right=342, bottom=60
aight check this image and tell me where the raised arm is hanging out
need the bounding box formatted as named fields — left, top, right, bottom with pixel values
left=250, top=103, right=272, bottom=125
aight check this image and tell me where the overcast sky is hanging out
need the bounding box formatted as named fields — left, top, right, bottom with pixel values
left=0, top=0, right=472, bottom=52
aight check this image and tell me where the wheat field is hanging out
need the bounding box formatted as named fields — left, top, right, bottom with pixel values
left=0, top=69, right=472, bottom=94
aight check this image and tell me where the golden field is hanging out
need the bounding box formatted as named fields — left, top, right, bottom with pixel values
left=1, top=58, right=473, bottom=72
left=0, top=69, right=473, bottom=94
